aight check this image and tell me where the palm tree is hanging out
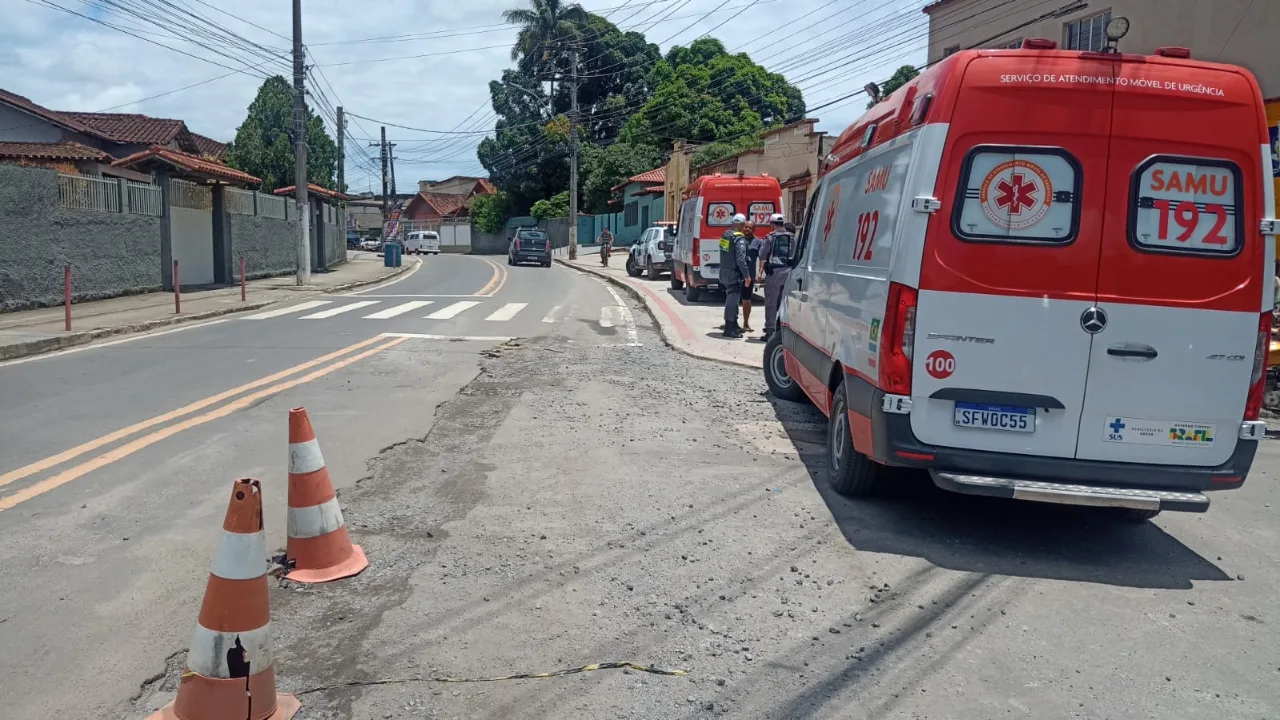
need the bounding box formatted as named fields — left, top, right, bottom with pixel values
left=503, top=0, right=588, bottom=97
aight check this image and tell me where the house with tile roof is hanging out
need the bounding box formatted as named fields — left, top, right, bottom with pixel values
left=606, top=166, right=667, bottom=245
left=0, top=88, right=236, bottom=179
left=398, top=179, right=498, bottom=230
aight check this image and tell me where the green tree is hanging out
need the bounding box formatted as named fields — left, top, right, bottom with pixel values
left=868, top=65, right=920, bottom=108
left=225, top=76, right=337, bottom=192
left=469, top=191, right=509, bottom=234
left=504, top=0, right=588, bottom=96
left=579, top=141, right=663, bottom=214
left=530, top=190, right=570, bottom=220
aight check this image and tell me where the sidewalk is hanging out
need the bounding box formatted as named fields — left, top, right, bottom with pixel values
left=0, top=251, right=418, bottom=361
left=555, top=249, right=763, bottom=369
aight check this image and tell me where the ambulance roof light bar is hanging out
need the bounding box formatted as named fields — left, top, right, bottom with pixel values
left=1021, top=38, right=1058, bottom=50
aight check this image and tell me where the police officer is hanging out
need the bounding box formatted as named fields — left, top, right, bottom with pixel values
left=760, top=214, right=795, bottom=341
left=719, top=213, right=751, bottom=338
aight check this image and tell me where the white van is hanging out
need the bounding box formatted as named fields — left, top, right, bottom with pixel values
left=404, top=231, right=440, bottom=255
left=763, top=45, right=1276, bottom=519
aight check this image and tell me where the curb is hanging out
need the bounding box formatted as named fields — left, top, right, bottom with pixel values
left=0, top=301, right=273, bottom=362
left=556, top=259, right=760, bottom=370
left=0, top=261, right=417, bottom=362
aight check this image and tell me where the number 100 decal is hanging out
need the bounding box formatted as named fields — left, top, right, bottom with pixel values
left=1132, top=158, right=1242, bottom=256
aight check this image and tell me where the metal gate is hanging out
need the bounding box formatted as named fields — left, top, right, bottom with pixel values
left=169, top=180, right=214, bottom=285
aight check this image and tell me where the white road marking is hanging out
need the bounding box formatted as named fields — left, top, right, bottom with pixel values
left=599, top=306, right=621, bottom=328
left=301, top=300, right=380, bottom=319
left=485, top=303, right=528, bottom=322
left=244, top=300, right=332, bottom=320
left=363, top=300, right=433, bottom=319
left=542, top=305, right=563, bottom=323
left=342, top=294, right=481, bottom=298
left=379, top=332, right=513, bottom=342
left=426, top=301, right=481, bottom=320
left=603, top=284, right=641, bottom=347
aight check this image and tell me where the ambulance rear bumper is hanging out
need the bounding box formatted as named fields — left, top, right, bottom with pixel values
left=846, top=372, right=1256, bottom=512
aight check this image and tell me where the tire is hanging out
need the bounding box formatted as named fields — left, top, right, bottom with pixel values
left=764, top=333, right=806, bottom=403
left=1117, top=508, right=1162, bottom=522
left=828, top=379, right=881, bottom=497
left=646, top=257, right=659, bottom=281
left=686, top=282, right=702, bottom=303
left=507, top=256, right=513, bottom=266
left=670, top=271, right=684, bottom=290
left=543, top=261, right=552, bottom=268
left=626, top=257, right=639, bottom=277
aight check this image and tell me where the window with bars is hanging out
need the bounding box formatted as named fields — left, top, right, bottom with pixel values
left=995, top=38, right=1023, bottom=49
left=1065, top=10, right=1111, bottom=52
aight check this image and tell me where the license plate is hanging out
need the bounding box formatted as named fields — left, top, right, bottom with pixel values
left=953, top=403, right=1035, bottom=433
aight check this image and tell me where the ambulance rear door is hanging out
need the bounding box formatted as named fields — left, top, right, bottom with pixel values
left=910, top=54, right=1116, bottom=459
left=1074, top=61, right=1269, bottom=467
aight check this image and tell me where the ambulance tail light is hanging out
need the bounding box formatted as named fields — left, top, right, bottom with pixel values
left=879, top=283, right=917, bottom=395
left=1155, top=47, right=1192, bottom=59
left=1021, top=38, right=1058, bottom=50
left=692, top=243, right=701, bottom=267
left=1245, top=312, right=1270, bottom=421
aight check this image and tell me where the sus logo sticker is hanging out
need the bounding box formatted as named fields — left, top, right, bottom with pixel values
left=980, top=159, right=1053, bottom=231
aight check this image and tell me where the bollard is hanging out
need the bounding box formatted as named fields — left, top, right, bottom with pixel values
left=64, top=264, right=71, bottom=332
left=173, top=260, right=181, bottom=314
left=240, top=256, right=247, bottom=301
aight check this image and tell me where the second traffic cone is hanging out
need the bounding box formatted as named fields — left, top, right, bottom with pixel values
left=150, top=478, right=300, bottom=720
left=285, top=407, right=368, bottom=583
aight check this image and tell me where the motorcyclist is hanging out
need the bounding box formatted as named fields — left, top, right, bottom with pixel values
left=719, top=214, right=751, bottom=338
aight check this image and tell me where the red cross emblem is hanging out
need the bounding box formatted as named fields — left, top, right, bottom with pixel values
left=713, top=207, right=728, bottom=221
left=995, top=172, right=1039, bottom=215
left=823, top=201, right=838, bottom=238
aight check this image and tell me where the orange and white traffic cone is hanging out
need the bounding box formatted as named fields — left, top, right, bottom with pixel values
left=150, top=478, right=300, bottom=720
left=285, top=407, right=368, bottom=583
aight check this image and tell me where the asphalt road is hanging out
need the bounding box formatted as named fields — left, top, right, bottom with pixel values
left=3, top=253, right=1279, bottom=719
left=0, top=254, right=625, bottom=720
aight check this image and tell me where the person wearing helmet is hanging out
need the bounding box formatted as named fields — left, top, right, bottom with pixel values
left=719, top=213, right=751, bottom=338
left=759, top=213, right=795, bottom=341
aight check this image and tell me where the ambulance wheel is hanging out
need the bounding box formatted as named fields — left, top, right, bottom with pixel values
left=764, top=333, right=805, bottom=403
left=1117, top=508, right=1162, bottom=522
left=829, top=380, right=880, bottom=497
left=686, top=283, right=701, bottom=303
left=670, top=273, right=684, bottom=290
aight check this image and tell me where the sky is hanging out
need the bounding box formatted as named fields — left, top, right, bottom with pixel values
left=1, top=0, right=934, bottom=193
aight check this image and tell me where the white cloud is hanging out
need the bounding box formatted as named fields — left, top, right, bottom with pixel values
left=0, top=0, right=928, bottom=192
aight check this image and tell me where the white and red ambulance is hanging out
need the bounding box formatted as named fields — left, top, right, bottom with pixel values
left=672, top=173, right=783, bottom=302
left=764, top=41, right=1277, bottom=518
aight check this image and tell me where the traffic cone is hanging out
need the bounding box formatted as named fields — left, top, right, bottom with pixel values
left=285, top=407, right=368, bottom=583
left=150, top=479, right=300, bottom=720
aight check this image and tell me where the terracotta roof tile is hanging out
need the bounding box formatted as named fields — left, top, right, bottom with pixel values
left=273, top=183, right=349, bottom=200
left=0, top=140, right=111, bottom=162
left=60, top=112, right=186, bottom=145
left=112, top=144, right=260, bottom=185
left=629, top=167, right=666, bottom=184
left=190, top=133, right=228, bottom=159
left=419, top=191, right=469, bottom=216
left=474, top=178, right=496, bottom=195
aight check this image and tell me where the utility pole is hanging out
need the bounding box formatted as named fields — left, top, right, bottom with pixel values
left=388, top=143, right=398, bottom=198
left=291, top=0, right=310, bottom=285
left=568, top=45, right=580, bottom=261
left=372, top=127, right=389, bottom=223
left=336, top=105, right=345, bottom=199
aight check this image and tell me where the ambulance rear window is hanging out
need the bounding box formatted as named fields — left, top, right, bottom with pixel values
left=707, top=202, right=735, bottom=226
left=952, top=146, right=1081, bottom=244
left=1129, top=156, right=1243, bottom=258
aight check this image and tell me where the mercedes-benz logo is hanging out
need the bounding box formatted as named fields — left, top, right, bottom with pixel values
left=1081, top=307, right=1108, bottom=334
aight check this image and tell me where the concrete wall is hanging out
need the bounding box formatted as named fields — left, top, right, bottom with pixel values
left=0, top=164, right=162, bottom=310
left=925, top=0, right=1280, bottom=97
left=229, top=213, right=299, bottom=280
left=471, top=232, right=507, bottom=255
left=324, top=212, right=344, bottom=269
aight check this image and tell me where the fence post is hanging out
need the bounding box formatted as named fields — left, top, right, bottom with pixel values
left=64, top=265, right=72, bottom=331
left=116, top=178, right=129, bottom=213
left=173, top=260, right=181, bottom=314
left=252, top=190, right=259, bottom=216
left=240, top=256, right=246, bottom=301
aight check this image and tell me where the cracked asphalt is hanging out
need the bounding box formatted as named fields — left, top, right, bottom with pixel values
left=125, top=283, right=1280, bottom=719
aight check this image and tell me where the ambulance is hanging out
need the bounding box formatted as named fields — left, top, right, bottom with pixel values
left=672, top=173, right=783, bottom=302
left=764, top=41, right=1277, bottom=519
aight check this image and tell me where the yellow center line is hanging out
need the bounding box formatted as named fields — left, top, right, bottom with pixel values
left=0, top=336, right=406, bottom=513
left=0, top=335, right=388, bottom=491
left=472, top=256, right=508, bottom=297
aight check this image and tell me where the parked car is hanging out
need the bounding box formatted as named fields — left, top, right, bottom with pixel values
left=508, top=227, right=551, bottom=267
left=346, top=231, right=360, bottom=250
left=636, top=222, right=676, bottom=280
left=359, top=237, right=381, bottom=251
left=404, top=230, right=440, bottom=255
left=763, top=45, right=1272, bottom=520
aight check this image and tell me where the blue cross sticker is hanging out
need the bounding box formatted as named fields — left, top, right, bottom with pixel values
left=1109, top=418, right=1126, bottom=434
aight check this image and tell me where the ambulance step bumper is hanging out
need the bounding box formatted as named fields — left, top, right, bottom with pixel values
left=930, top=472, right=1211, bottom=513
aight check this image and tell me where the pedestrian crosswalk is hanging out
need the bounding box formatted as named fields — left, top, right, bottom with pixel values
left=243, top=298, right=542, bottom=324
